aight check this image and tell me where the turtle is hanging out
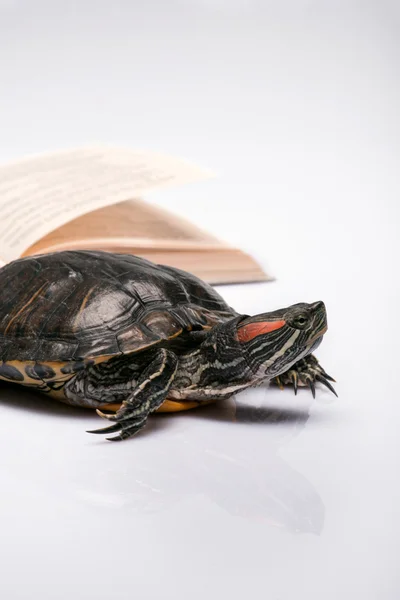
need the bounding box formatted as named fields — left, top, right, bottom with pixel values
left=0, top=250, right=336, bottom=441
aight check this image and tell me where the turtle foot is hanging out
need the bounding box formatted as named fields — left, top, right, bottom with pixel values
left=272, top=354, right=337, bottom=398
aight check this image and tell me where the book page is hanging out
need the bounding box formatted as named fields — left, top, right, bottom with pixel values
left=24, top=199, right=226, bottom=257
left=0, top=146, right=213, bottom=265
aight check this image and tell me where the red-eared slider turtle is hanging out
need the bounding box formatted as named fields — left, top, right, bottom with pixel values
left=0, top=250, right=336, bottom=441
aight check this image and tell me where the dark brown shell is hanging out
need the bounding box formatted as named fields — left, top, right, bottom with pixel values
left=0, top=251, right=236, bottom=362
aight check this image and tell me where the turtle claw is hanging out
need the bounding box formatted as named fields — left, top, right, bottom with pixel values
left=316, top=374, right=338, bottom=397
left=320, top=370, right=336, bottom=383
left=89, top=409, right=129, bottom=436
left=106, top=434, right=124, bottom=442
left=274, top=368, right=300, bottom=394
left=87, top=422, right=122, bottom=435
left=272, top=354, right=337, bottom=398
left=292, top=371, right=298, bottom=395
left=96, top=409, right=117, bottom=421
left=88, top=411, right=147, bottom=441
left=106, top=419, right=147, bottom=442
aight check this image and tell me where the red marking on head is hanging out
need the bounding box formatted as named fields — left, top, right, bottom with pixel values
left=237, top=320, right=287, bottom=343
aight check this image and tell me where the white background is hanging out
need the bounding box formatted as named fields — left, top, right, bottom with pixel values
left=0, top=1, right=399, bottom=599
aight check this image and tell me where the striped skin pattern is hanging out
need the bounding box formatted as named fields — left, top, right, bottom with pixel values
left=83, top=301, right=330, bottom=440
left=237, top=304, right=327, bottom=380
left=169, top=302, right=327, bottom=401
left=0, top=250, right=335, bottom=441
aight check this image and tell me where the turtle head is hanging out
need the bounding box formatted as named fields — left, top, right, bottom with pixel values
left=236, top=301, right=327, bottom=380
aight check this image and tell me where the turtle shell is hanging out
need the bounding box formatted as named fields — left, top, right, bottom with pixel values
left=0, top=250, right=236, bottom=365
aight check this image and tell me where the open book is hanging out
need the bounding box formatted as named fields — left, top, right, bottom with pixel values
left=0, top=147, right=271, bottom=285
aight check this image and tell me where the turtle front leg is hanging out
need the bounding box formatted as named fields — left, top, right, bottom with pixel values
left=272, top=354, right=337, bottom=398
left=65, top=348, right=178, bottom=441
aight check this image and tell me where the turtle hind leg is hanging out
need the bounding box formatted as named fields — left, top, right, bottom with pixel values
left=272, top=354, right=337, bottom=398
left=65, top=348, right=178, bottom=441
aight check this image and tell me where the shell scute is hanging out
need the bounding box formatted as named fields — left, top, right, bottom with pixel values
left=0, top=362, right=24, bottom=381
left=0, top=250, right=236, bottom=363
left=25, top=363, right=56, bottom=380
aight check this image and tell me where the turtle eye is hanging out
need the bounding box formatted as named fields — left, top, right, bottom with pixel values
left=292, top=314, right=310, bottom=329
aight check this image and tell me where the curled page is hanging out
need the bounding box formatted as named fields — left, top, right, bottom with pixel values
left=0, top=146, right=213, bottom=265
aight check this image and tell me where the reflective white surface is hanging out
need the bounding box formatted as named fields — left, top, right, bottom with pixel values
left=0, top=2, right=399, bottom=598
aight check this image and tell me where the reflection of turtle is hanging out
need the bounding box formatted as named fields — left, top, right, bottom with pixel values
left=74, top=399, right=326, bottom=533
left=0, top=250, right=336, bottom=440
